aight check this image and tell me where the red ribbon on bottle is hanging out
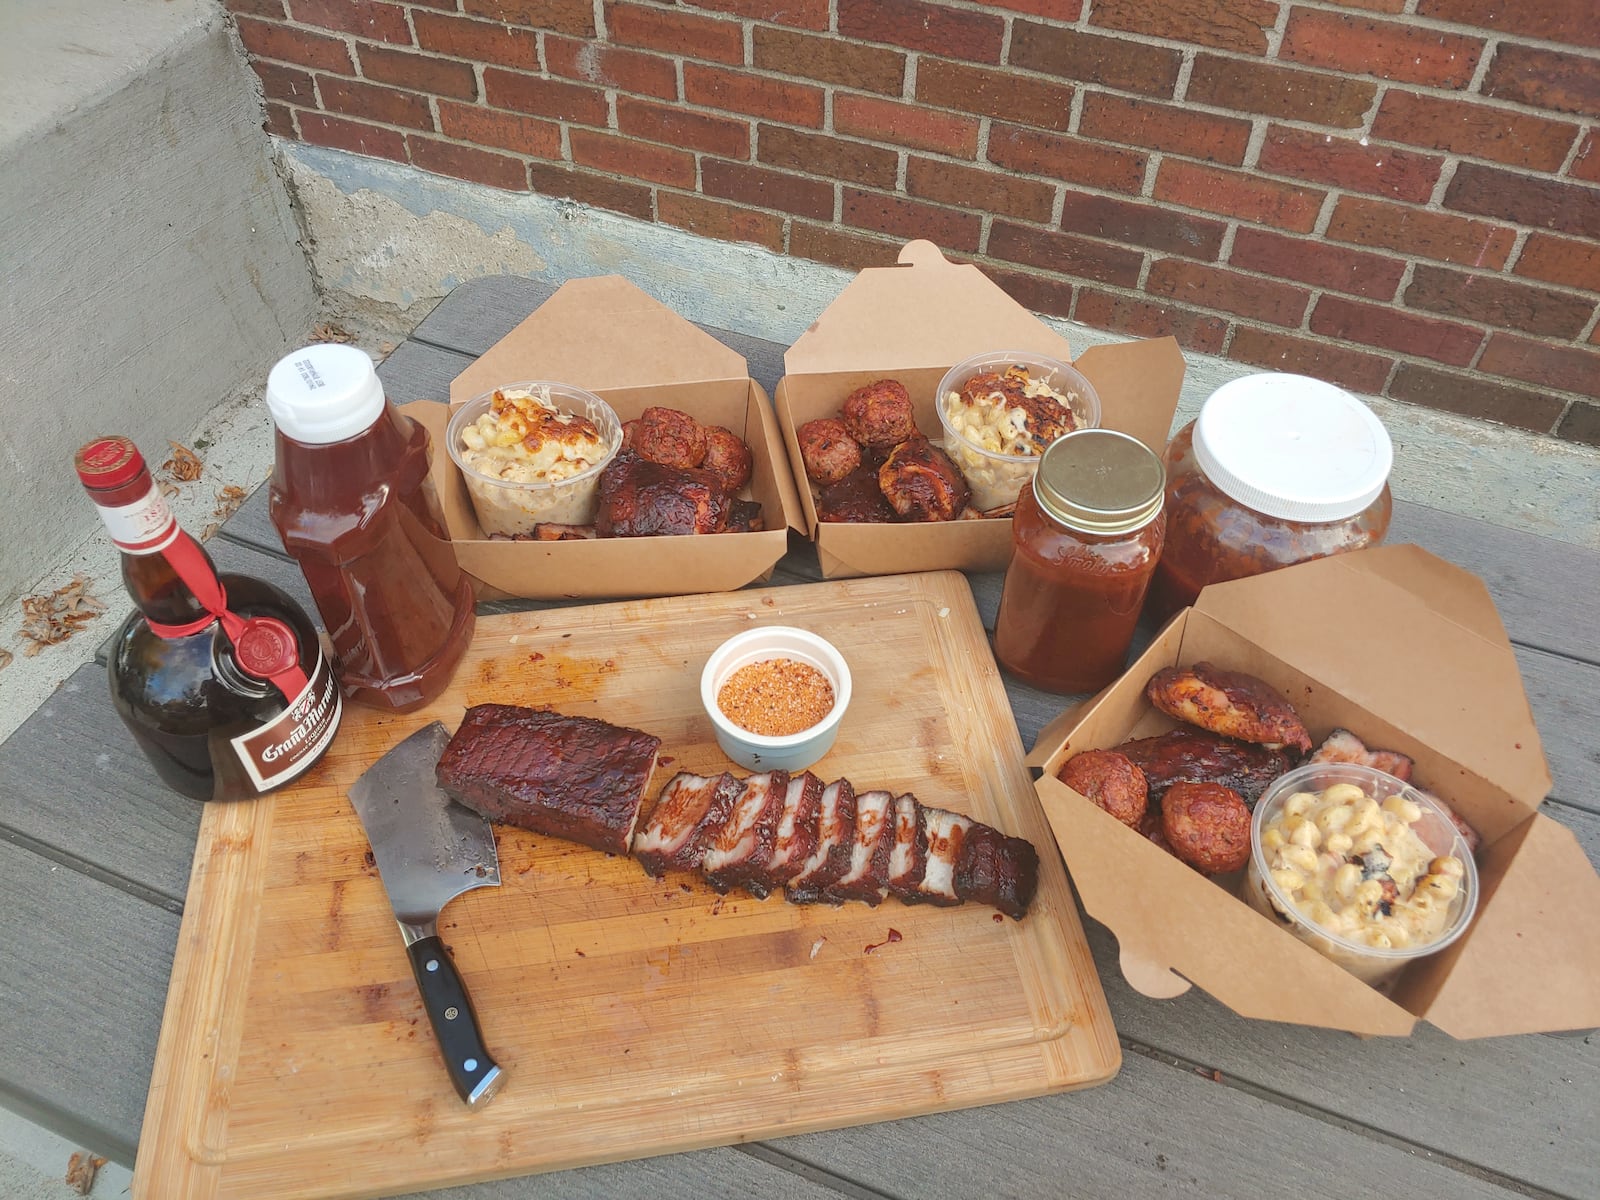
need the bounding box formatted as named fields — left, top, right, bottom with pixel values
left=146, top=530, right=312, bottom=703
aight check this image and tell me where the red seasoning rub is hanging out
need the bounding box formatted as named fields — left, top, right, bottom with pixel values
left=717, top=658, right=835, bottom=737
left=436, top=704, right=663, bottom=856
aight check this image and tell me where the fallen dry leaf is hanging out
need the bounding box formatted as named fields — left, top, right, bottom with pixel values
left=312, top=320, right=355, bottom=343
left=162, top=440, right=204, bottom=483
left=0, top=647, right=12, bottom=671
left=18, top=575, right=107, bottom=654
left=65, top=1150, right=105, bottom=1195
left=213, top=483, right=247, bottom=520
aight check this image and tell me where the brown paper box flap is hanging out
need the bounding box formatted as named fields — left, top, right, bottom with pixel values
left=1407, top=812, right=1600, bottom=1038
left=1073, top=337, right=1187, bottom=453
left=448, top=275, right=748, bottom=404
left=784, top=241, right=1076, bottom=376
left=1037, top=777, right=1417, bottom=1036
left=1192, top=546, right=1550, bottom=816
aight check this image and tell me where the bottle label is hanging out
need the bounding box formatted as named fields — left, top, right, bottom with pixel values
left=229, top=651, right=343, bottom=794
left=96, top=482, right=179, bottom=555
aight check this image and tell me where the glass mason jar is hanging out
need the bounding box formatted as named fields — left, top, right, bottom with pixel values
left=1146, top=374, right=1393, bottom=623
left=993, top=429, right=1167, bottom=695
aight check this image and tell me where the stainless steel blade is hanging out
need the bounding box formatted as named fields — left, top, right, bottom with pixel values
left=347, top=721, right=500, bottom=933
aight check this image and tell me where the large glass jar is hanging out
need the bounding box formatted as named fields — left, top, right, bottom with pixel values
left=993, top=429, right=1166, bottom=695
left=1146, top=374, right=1393, bottom=623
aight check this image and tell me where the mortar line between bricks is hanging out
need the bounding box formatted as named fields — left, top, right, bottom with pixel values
left=1120, top=1039, right=1573, bottom=1200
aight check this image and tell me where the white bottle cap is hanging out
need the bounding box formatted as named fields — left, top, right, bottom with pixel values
left=265, top=344, right=385, bottom=444
left=1192, top=374, right=1393, bottom=523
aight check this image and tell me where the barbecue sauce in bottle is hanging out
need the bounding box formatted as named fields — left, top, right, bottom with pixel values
left=265, top=344, right=475, bottom=712
left=75, top=436, right=342, bottom=802
left=992, top=429, right=1166, bottom=695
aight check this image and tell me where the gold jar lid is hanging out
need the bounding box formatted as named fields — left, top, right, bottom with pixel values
left=1033, top=429, right=1165, bottom=534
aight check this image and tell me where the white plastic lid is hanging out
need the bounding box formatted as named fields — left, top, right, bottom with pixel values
left=1192, top=374, right=1393, bottom=523
left=264, top=344, right=385, bottom=444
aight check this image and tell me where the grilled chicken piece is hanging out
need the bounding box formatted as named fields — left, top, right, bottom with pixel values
left=596, top=450, right=731, bottom=537
left=884, top=794, right=928, bottom=899
left=760, top=772, right=824, bottom=893
left=700, top=771, right=789, bottom=895
left=1116, top=728, right=1294, bottom=807
left=914, top=807, right=975, bottom=906
left=954, top=823, right=1040, bottom=920
left=824, top=789, right=896, bottom=905
left=817, top=464, right=898, bottom=524
left=1145, top=662, right=1312, bottom=753
left=878, top=435, right=970, bottom=523
left=435, top=704, right=661, bottom=856
left=1307, top=728, right=1415, bottom=781
left=633, top=771, right=742, bottom=877
left=785, top=779, right=858, bottom=903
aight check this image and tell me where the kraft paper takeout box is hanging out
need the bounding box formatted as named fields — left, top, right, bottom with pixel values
left=1027, top=544, right=1600, bottom=1039
left=776, top=241, right=1186, bottom=578
left=406, top=275, right=806, bottom=601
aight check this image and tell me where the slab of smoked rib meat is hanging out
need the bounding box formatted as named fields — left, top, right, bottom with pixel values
left=640, top=770, right=1041, bottom=920
left=1116, top=728, right=1295, bottom=808
left=435, top=704, right=662, bottom=856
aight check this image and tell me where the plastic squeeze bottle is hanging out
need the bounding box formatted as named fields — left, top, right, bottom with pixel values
left=265, top=343, right=476, bottom=712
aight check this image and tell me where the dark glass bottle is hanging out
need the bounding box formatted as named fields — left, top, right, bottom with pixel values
left=75, top=437, right=342, bottom=802
left=265, top=344, right=475, bottom=713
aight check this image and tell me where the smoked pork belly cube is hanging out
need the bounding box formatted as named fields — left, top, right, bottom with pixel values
left=700, top=770, right=789, bottom=895
left=884, top=793, right=928, bottom=899
left=633, top=771, right=741, bottom=878
left=756, top=771, right=824, bottom=896
left=824, top=789, right=896, bottom=905
left=954, top=823, right=1040, bottom=920
left=914, top=807, right=974, bottom=906
left=785, top=779, right=857, bottom=904
left=435, top=704, right=661, bottom=856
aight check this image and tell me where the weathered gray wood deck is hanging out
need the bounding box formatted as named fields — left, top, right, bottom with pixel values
left=1, top=276, right=1595, bottom=1199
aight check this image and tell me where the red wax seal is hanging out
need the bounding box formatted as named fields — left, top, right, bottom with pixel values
left=74, top=436, right=145, bottom=489
left=233, top=616, right=300, bottom=680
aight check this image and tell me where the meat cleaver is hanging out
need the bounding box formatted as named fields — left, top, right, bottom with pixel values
left=347, top=721, right=505, bottom=1108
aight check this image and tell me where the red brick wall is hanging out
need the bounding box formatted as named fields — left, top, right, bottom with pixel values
left=232, top=0, right=1600, bottom=446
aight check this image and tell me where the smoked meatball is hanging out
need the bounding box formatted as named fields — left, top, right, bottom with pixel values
left=1056, top=749, right=1148, bottom=829
left=632, top=406, right=707, bottom=469
left=1160, top=781, right=1251, bottom=875
left=797, top=417, right=862, bottom=485
left=701, top=425, right=753, bottom=492
left=841, top=378, right=918, bottom=450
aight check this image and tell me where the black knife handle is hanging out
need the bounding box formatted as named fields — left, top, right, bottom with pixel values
left=406, top=935, right=504, bottom=1107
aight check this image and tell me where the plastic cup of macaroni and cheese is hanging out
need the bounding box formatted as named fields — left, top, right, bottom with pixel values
left=446, top=381, right=622, bottom=537
left=935, top=350, right=1101, bottom=513
left=1243, top=762, right=1479, bottom=993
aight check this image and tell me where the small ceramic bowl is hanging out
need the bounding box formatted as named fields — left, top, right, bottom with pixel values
left=446, top=381, right=622, bottom=536
left=700, top=626, right=852, bottom=773
left=935, top=349, right=1102, bottom=512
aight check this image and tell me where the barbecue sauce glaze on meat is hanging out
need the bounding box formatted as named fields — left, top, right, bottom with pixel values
left=1116, top=728, right=1294, bottom=808
left=435, top=704, right=662, bottom=855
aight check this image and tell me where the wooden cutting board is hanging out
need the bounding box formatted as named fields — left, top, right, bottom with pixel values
left=133, top=571, right=1119, bottom=1200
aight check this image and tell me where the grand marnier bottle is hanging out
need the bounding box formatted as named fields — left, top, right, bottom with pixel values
left=75, top=436, right=342, bottom=802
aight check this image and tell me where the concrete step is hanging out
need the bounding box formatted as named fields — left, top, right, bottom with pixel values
left=0, top=0, right=316, bottom=609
